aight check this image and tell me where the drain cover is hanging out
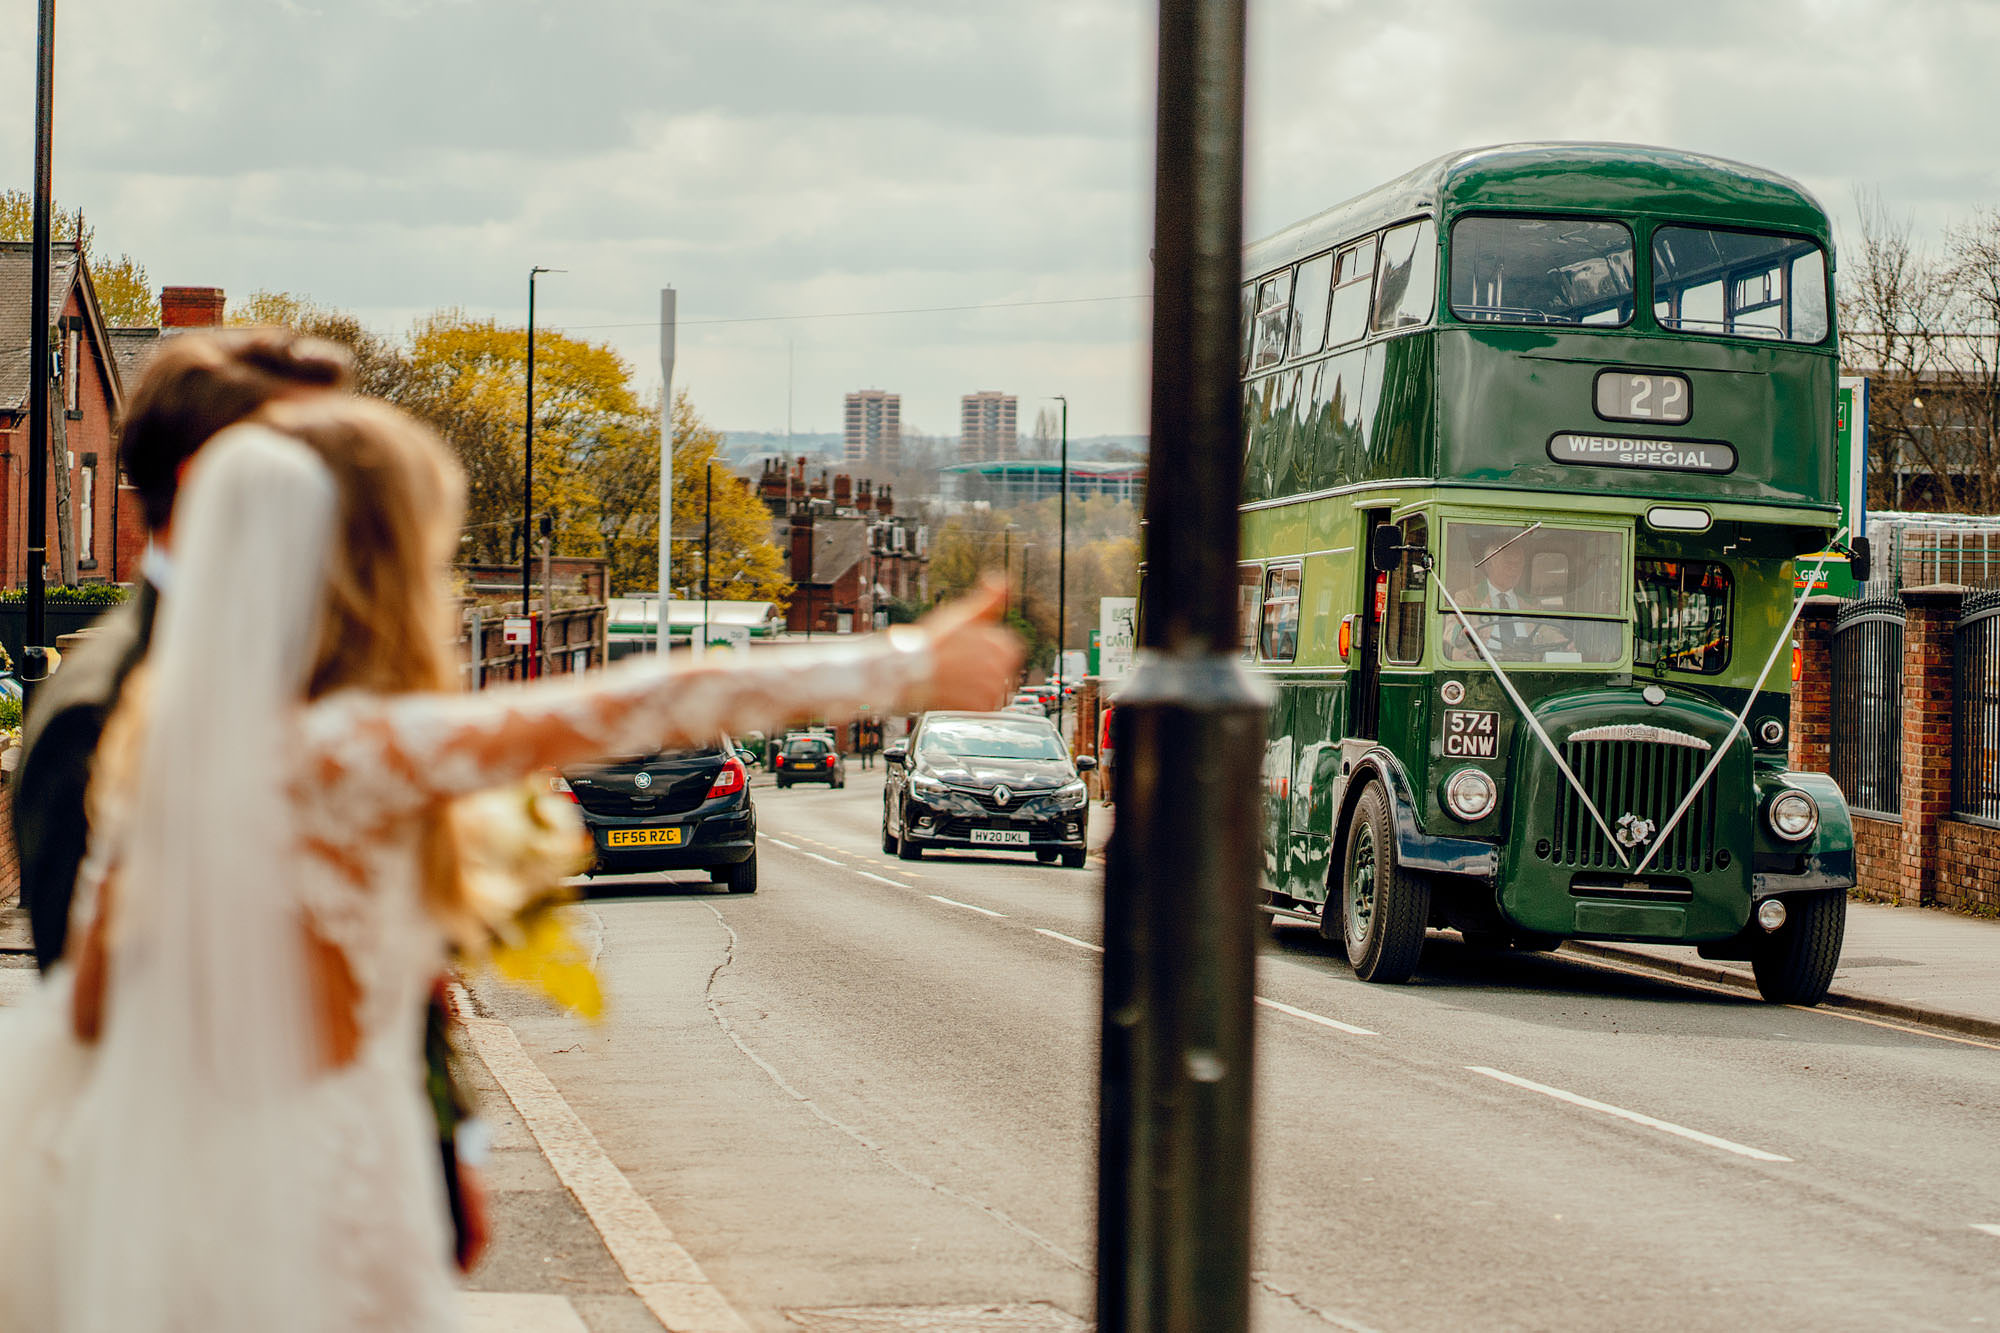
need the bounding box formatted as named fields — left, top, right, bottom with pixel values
left=786, top=1304, right=1088, bottom=1333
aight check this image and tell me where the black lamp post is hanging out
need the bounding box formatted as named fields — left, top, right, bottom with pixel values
left=22, top=0, right=56, bottom=707
left=1097, top=2, right=1262, bottom=1330
left=1050, top=395, right=1068, bottom=701
left=523, top=265, right=561, bottom=676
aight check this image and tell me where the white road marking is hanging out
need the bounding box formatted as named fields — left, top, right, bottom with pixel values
left=855, top=870, right=905, bottom=887
left=453, top=989, right=753, bottom=1333
left=762, top=836, right=800, bottom=851
left=801, top=851, right=844, bottom=868
left=1036, top=928, right=1104, bottom=953
left=928, top=894, right=1007, bottom=918
left=461, top=1292, right=591, bottom=1332
left=1256, top=995, right=1377, bottom=1037
left=1973, top=1224, right=2000, bottom=1238
left=1467, top=1066, right=1792, bottom=1163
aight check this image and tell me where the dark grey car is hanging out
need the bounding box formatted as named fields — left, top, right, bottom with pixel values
left=881, top=711, right=1096, bottom=866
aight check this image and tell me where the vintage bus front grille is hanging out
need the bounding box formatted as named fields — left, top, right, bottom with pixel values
left=1550, top=733, right=1720, bottom=874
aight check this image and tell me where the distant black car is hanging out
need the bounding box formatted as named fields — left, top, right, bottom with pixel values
left=774, top=734, right=846, bottom=789
left=558, top=743, right=758, bottom=892
left=881, top=711, right=1096, bottom=866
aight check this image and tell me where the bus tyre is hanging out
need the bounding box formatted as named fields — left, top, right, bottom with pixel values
left=1341, top=783, right=1429, bottom=984
left=1750, top=891, right=1845, bottom=1005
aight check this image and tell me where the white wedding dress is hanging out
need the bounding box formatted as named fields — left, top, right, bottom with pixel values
left=0, top=426, right=929, bottom=1331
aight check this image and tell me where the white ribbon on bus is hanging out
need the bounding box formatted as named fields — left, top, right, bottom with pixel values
left=1432, top=575, right=1631, bottom=868
left=1428, top=531, right=1844, bottom=878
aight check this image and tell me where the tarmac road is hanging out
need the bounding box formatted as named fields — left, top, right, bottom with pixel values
left=467, top=769, right=2000, bottom=1333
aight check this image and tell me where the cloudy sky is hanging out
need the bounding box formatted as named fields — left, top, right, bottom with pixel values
left=3, top=0, right=1995, bottom=440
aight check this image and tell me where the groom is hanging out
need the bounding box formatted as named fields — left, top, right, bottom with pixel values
left=11, top=327, right=488, bottom=1271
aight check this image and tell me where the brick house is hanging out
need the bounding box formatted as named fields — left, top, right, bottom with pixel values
left=0, top=241, right=132, bottom=586
left=0, top=248, right=231, bottom=590
left=754, top=456, right=929, bottom=633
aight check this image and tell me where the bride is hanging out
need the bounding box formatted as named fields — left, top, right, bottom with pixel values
left=0, top=395, right=1021, bottom=1330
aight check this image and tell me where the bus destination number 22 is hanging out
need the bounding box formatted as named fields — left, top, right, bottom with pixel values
left=1594, top=369, right=1691, bottom=425
left=1443, top=709, right=1500, bottom=759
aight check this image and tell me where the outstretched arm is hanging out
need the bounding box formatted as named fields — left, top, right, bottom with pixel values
left=301, top=581, right=1020, bottom=819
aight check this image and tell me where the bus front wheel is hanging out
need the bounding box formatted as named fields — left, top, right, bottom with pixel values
left=1341, top=783, right=1430, bottom=984
left=1750, top=891, right=1846, bottom=1005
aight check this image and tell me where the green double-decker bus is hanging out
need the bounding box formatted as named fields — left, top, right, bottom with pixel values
left=1239, top=143, right=1856, bottom=1003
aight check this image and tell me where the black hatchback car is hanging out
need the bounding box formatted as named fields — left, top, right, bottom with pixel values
left=882, top=711, right=1096, bottom=866
left=557, top=743, right=758, bottom=892
left=773, top=733, right=846, bottom=789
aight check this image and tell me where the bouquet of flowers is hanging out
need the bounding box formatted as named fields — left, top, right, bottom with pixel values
left=448, top=777, right=603, bottom=1020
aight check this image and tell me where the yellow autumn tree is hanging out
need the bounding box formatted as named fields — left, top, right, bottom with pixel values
left=0, top=191, right=158, bottom=326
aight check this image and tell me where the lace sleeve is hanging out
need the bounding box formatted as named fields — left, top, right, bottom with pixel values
left=299, top=632, right=934, bottom=823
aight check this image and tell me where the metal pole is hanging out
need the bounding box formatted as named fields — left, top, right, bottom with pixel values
left=22, top=0, right=56, bottom=707
left=525, top=268, right=540, bottom=625
left=1054, top=394, right=1069, bottom=701
left=1003, top=526, right=1012, bottom=619
left=702, top=462, right=712, bottom=658
left=1097, top=3, right=1262, bottom=1332
left=659, top=287, right=676, bottom=655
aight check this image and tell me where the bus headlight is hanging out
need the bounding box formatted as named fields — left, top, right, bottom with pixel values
left=1443, top=767, right=1497, bottom=822
left=1766, top=790, right=1818, bottom=842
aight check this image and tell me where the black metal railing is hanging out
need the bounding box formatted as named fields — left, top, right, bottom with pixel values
left=1831, top=597, right=1904, bottom=817
left=1953, top=591, right=2000, bottom=822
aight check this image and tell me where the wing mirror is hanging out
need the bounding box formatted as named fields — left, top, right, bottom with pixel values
left=1372, top=522, right=1423, bottom=573
left=1075, top=755, right=1099, bottom=773
left=1848, top=535, right=1871, bottom=584
left=883, top=743, right=909, bottom=767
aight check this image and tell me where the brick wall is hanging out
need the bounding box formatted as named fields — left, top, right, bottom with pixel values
left=1852, top=813, right=1901, bottom=902
left=0, top=777, right=18, bottom=902
left=1790, top=598, right=1838, bottom=774
left=1898, top=586, right=1963, bottom=907
left=1936, top=817, right=2000, bottom=915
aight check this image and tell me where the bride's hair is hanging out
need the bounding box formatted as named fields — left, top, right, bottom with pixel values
left=256, top=395, right=473, bottom=927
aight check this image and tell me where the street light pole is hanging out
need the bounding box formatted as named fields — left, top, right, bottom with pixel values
left=524, top=265, right=560, bottom=677
left=1097, top=3, right=1263, bottom=1332
left=1051, top=394, right=1068, bottom=702
left=22, top=0, right=57, bottom=708
left=702, top=461, right=712, bottom=657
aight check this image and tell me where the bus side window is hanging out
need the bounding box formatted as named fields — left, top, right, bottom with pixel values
left=1371, top=219, right=1439, bottom=333
left=1251, top=271, right=1294, bottom=370
left=1327, top=238, right=1377, bottom=347
left=1239, top=282, right=1257, bottom=375
left=1238, top=564, right=1263, bottom=660
left=1289, top=252, right=1334, bottom=360
left=1259, top=566, right=1302, bottom=663
left=1383, top=514, right=1428, bottom=664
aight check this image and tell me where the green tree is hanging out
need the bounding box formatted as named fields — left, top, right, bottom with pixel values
left=0, top=191, right=159, bottom=326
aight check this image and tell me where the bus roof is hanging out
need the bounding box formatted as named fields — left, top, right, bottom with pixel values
left=1246, top=142, right=1832, bottom=276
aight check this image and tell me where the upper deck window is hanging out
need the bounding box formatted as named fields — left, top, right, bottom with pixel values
left=1372, top=219, right=1438, bottom=333
left=1449, top=216, right=1634, bottom=328
left=1651, top=226, right=1828, bottom=344
left=1250, top=270, right=1294, bottom=370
